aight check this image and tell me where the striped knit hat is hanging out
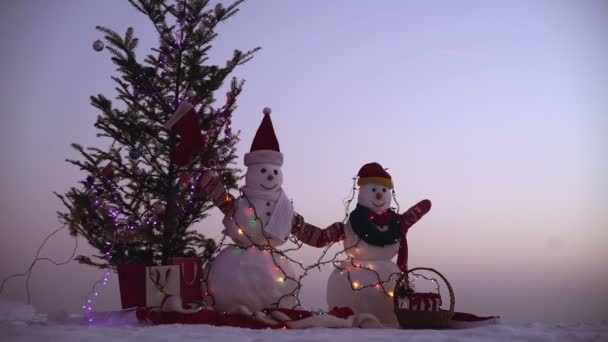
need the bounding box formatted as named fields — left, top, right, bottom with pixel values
left=356, top=162, right=393, bottom=189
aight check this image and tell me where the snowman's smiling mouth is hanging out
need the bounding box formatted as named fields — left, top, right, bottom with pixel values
left=260, top=184, right=278, bottom=190
left=372, top=201, right=386, bottom=208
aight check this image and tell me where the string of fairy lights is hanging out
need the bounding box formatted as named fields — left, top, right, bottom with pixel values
left=2, top=1, right=445, bottom=321
left=80, top=144, right=445, bottom=320
left=197, top=176, right=427, bottom=315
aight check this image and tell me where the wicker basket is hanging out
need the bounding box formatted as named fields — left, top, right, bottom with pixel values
left=393, top=267, right=455, bottom=329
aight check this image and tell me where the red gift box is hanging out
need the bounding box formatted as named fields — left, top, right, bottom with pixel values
left=168, top=258, right=203, bottom=303
left=117, top=262, right=154, bottom=309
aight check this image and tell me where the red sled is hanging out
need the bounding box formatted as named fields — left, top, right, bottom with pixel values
left=136, top=306, right=355, bottom=329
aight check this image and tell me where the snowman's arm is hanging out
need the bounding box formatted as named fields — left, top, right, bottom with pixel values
left=291, top=214, right=345, bottom=247
left=199, top=172, right=236, bottom=217
left=399, top=199, right=432, bottom=230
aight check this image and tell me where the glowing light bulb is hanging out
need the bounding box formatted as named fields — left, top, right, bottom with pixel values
left=277, top=277, right=285, bottom=284
left=238, top=229, right=244, bottom=235
left=375, top=283, right=381, bottom=289
left=388, top=291, right=394, bottom=297
left=225, top=195, right=232, bottom=203
left=352, top=281, right=360, bottom=289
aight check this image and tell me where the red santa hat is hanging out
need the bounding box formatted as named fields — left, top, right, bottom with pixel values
left=356, top=162, right=393, bottom=189
left=244, top=107, right=283, bottom=166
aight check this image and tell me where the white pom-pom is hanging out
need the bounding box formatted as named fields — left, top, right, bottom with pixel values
left=263, top=107, right=272, bottom=115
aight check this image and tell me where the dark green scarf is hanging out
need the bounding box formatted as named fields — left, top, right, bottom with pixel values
left=349, top=204, right=401, bottom=246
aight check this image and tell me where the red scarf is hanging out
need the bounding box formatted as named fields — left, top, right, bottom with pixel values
left=368, top=210, right=395, bottom=226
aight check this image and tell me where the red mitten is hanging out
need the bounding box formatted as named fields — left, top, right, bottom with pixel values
left=400, top=199, right=432, bottom=228
left=415, top=199, right=432, bottom=217
left=165, top=102, right=203, bottom=167
left=198, top=171, right=235, bottom=216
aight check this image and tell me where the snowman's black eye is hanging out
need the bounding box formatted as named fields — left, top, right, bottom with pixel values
left=382, top=188, right=387, bottom=193
left=372, top=188, right=376, bottom=192
left=273, top=169, right=278, bottom=175
left=261, top=168, right=267, bottom=173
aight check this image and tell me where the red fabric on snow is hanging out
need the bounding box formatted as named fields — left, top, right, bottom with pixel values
left=136, top=306, right=355, bottom=329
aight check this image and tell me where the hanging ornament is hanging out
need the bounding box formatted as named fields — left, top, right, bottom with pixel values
left=153, top=202, right=167, bottom=217
left=100, top=165, right=115, bottom=180
left=92, top=40, right=104, bottom=52
left=187, top=89, right=197, bottom=98
left=84, top=176, right=95, bottom=188
left=129, top=148, right=141, bottom=160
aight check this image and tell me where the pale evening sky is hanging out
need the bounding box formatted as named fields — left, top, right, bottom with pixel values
left=0, top=0, right=606, bottom=323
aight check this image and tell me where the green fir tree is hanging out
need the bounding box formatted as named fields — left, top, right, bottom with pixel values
left=55, top=0, right=259, bottom=269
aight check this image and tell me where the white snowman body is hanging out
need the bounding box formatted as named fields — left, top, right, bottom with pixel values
left=205, top=162, right=298, bottom=312
left=326, top=183, right=401, bottom=327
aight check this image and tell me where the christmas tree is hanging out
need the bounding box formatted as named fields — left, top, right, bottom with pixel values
left=55, top=0, right=259, bottom=269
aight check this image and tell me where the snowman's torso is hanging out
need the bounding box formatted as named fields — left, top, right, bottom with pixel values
left=206, top=245, right=297, bottom=312
left=205, top=196, right=297, bottom=312
left=224, top=195, right=291, bottom=247
left=327, top=222, right=401, bottom=328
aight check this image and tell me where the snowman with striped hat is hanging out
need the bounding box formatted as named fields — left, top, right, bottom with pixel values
left=292, top=162, right=432, bottom=327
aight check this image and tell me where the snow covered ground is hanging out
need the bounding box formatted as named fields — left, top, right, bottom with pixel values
left=1, top=299, right=607, bottom=342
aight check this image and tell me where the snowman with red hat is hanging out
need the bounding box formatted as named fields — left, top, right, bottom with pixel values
left=292, top=162, right=432, bottom=327
left=199, top=107, right=299, bottom=314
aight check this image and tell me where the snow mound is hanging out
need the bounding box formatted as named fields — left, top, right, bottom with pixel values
left=0, top=299, right=46, bottom=324
left=0, top=316, right=607, bottom=342
left=1, top=299, right=606, bottom=341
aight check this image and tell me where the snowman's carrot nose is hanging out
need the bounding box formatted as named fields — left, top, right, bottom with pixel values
left=375, top=192, right=383, bottom=200
left=267, top=175, right=274, bottom=181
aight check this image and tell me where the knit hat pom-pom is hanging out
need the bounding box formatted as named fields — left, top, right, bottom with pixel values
left=263, top=107, right=272, bottom=115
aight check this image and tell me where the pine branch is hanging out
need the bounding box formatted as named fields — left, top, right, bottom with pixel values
left=58, top=0, right=257, bottom=269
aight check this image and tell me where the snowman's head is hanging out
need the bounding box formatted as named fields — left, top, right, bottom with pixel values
left=243, top=108, right=284, bottom=192
left=357, top=183, right=392, bottom=214
left=355, top=162, right=394, bottom=214
left=245, top=162, right=283, bottom=191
